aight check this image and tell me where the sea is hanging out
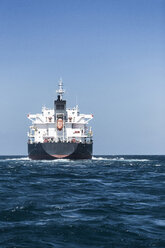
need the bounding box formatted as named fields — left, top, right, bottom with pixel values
left=0, top=155, right=164, bottom=248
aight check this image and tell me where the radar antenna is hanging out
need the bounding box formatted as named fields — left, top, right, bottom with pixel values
left=56, top=78, right=65, bottom=100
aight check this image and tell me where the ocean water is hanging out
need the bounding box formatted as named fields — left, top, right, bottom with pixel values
left=0, top=155, right=164, bottom=248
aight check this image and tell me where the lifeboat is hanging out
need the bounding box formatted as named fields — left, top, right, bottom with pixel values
left=57, top=118, right=63, bottom=131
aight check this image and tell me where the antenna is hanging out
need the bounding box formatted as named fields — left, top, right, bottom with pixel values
left=56, top=78, right=65, bottom=100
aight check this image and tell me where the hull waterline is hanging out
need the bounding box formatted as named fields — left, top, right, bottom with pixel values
left=28, top=142, right=93, bottom=160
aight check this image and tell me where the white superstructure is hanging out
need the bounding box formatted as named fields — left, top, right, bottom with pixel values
left=27, top=80, right=93, bottom=144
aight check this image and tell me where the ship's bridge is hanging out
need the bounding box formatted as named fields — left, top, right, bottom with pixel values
left=27, top=79, right=93, bottom=144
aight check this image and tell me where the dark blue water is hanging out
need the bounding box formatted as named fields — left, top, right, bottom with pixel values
left=0, top=155, right=164, bottom=248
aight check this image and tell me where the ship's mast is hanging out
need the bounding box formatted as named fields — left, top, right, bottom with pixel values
left=56, top=78, right=65, bottom=100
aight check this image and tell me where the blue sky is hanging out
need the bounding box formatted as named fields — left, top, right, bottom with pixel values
left=0, top=0, right=164, bottom=155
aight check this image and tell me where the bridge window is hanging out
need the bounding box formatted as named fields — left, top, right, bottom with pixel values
left=56, top=104, right=64, bottom=110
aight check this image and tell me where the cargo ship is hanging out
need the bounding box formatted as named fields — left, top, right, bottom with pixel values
left=27, top=79, right=93, bottom=160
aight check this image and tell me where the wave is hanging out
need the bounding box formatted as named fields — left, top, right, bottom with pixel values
left=0, top=156, right=150, bottom=164
left=92, top=156, right=110, bottom=161
left=92, top=156, right=127, bottom=161
left=37, top=159, right=72, bottom=163
left=5, top=157, right=30, bottom=161
left=123, top=159, right=149, bottom=162
left=92, top=156, right=149, bottom=162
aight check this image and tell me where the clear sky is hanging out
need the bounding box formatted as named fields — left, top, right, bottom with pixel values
left=0, top=0, right=164, bottom=155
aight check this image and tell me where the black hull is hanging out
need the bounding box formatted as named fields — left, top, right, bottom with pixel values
left=28, top=142, right=93, bottom=160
